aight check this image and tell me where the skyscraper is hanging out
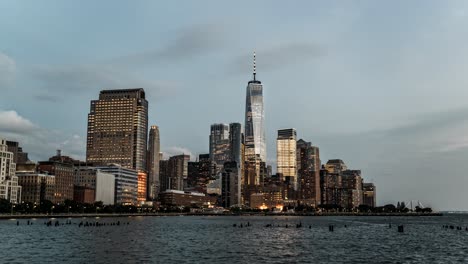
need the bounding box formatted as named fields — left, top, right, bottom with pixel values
left=296, top=139, right=321, bottom=205
left=244, top=52, right=266, bottom=185
left=209, top=123, right=230, bottom=173
left=277, top=129, right=297, bottom=190
left=86, top=88, right=148, bottom=172
left=147, top=125, right=160, bottom=200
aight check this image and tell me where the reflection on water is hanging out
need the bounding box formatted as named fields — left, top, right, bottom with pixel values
left=1, top=215, right=468, bottom=263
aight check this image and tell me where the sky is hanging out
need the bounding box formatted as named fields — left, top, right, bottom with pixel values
left=1, top=1, right=468, bottom=210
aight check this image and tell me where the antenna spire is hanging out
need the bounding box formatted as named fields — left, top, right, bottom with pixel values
left=253, top=51, right=256, bottom=81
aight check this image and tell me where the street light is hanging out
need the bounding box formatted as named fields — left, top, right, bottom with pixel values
left=51, top=205, right=55, bottom=215
left=10, top=204, right=15, bottom=215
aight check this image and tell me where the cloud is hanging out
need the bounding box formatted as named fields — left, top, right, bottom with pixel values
left=229, top=42, right=326, bottom=75
left=0, top=110, right=85, bottom=161
left=30, top=64, right=179, bottom=100
left=112, top=23, right=229, bottom=66
left=162, top=146, right=195, bottom=160
left=0, top=110, right=37, bottom=134
left=0, top=52, right=16, bottom=84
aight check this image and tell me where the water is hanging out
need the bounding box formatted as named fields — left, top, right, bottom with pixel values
left=1, top=214, right=468, bottom=263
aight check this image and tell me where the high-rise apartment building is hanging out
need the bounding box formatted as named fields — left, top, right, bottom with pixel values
left=0, top=139, right=21, bottom=203
left=296, top=139, right=321, bottom=205
left=147, top=125, right=160, bottom=200
left=244, top=53, right=266, bottom=185
left=86, top=89, right=148, bottom=172
left=277, top=129, right=297, bottom=190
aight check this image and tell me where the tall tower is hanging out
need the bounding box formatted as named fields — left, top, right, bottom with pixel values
left=147, top=125, right=160, bottom=200
left=244, top=52, right=266, bottom=185
left=86, top=88, right=148, bottom=172
left=277, top=129, right=297, bottom=190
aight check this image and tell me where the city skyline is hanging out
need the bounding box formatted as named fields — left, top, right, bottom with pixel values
left=1, top=1, right=468, bottom=210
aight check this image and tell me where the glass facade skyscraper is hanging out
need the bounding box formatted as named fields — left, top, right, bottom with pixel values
left=244, top=53, right=266, bottom=185
left=147, top=125, right=160, bottom=200
left=277, top=128, right=297, bottom=190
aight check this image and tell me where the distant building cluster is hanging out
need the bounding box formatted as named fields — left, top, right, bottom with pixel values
left=1, top=54, right=376, bottom=211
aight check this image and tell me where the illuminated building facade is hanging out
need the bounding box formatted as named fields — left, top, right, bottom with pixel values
left=137, top=171, right=147, bottom=203
left=277, top=129, right=297, bottom=190
left=86, top=88, right=148, bottom=172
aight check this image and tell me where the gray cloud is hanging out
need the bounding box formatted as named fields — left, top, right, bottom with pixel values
left=162, top=146, right=195, bottom=161
left=229, top=42, right=326, bottom=75
left=0, top=52, right=16, bottom=85
left=112, top=23, right=230, bottom=66
left=0, top=110, right=85, bottom=161
left=0, top=110, right=37, bottom=134
left=314, top=107, right=468, bottom=210
left=30, top=64, right=179, bottom=100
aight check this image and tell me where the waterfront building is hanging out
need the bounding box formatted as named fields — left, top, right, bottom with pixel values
left=74, top=166, right=115, bottom=205
left=95, top=165, right=138, bottom=205
left=147, top=125, right=160, bottom=200
left=296, top=139, right=321, bottom=205
left=362, top=182, right=376, bottom=207
left=159, top=155, right=190, bottom=192
left=159, top=189, right=216, bottom=207
left=0, top=139, right=21, bottom=203
left=342, top=170, right=363, bottom=209
left=38, top=160, right=74, bottom=204
left=86, top=88, right=148, bottom=173
left=244, top=52, right=266, bottom=186
left=16, top=171, right=55, bottom=204
left=277, top=129, right=297, bottom=190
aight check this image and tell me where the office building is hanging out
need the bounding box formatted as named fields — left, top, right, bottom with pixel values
left=147, top=125, right=160, bottom=200
left=244, top=53, right=266, bottom=185
left=277, top=129, right=297, bottom=190
left=86, top=88, right=148, bottom=172
left=221, top=161, right=241, bottom=207
left=16, top=172, right=55, bottom=204
left=0, top=139, right=21, bottom=203
left=96, top=165, right=138, bottom=205
left=159, top=154, right=190, bottom=192
left=296, top=139, right=321, bottom=205
left=74, top=167, right=115, bottom=205
left=209, top=123, right=230, bottom=173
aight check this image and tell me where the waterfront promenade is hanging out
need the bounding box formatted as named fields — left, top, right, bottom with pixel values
left=0, top=212, right=442, bottom=220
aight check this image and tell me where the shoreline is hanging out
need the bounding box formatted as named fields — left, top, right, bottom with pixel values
left=0, top=212, right=443, bottom=220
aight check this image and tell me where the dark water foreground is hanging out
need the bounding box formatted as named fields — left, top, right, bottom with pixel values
left=1, top=214, right=467, bottom=263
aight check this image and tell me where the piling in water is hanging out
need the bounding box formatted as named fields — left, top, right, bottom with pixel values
left=398, top=225, right=404, bottom=233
